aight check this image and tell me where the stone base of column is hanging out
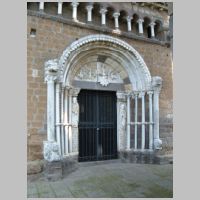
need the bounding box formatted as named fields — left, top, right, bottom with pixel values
left=118, top=150, right=171, bottom=164
left=43, top=154, right=78, bottom=181
left=154, top=138, right=162, bottom=150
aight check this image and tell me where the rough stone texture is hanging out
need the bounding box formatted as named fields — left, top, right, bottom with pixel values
left=43, top=154, right=78, bottom=181
left=27, top=3, right=172, bottom=160
left=27, top=160, right=44, bottom=175
left=119, top=150, right=173, bottom=165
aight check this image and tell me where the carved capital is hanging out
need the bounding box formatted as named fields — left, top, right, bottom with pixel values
left=86, top=5, right=93, bottom=11
left=100, top=8, right=107, bottom=14
left=137, top=18, right=144, bottom=24
left=147, top=90, right=154, bottom=95
left=116, top=91, right=126, bottom=101
left=149, top=22, right=156, bottom=27
left=44, top=59, right=59, bottom=82
left=69, top=88, right=80, bottom=96
left=113, top=12, right=120, bottom=18
left=151, top=76, right=162, bottom=93
left=71, top=2, right=79, bottom=8
left=43, top=141, right=62, bottom=162
left=126, top=16, right=133, bottom=22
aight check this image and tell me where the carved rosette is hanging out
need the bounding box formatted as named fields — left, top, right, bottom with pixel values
left=43, top=141, right=62, bottom=162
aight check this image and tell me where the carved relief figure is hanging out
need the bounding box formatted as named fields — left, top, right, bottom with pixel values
left=72, top=97, right=79, bottom=126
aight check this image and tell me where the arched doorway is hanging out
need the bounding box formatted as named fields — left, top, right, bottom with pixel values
left=43, top=34, right=163, bottom=162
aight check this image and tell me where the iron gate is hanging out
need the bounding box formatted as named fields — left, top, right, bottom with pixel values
left=78, top=90, right=117, bottom=162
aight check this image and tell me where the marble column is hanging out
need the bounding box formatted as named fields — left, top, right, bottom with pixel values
left=149, top=22, right=156, bottom=38
left=147, top=91, right=153, bottom=150
left=152, top=76, right=163, bottom=149
left=141, top=91, right=146, bottom=150
left=64, top=87, right=69, bottom=155
left=71, top=2, right=79, bottom=21
left=43, top=59, right=61, bottom=162
left=113, top=12, right=120, bottom=30
left=126, top=94, right=131, bottom=150
left=137, top=18, right=144, bottom=35
left=86, top=5, right=93, bottom=22
left=55, top=83, right=61, bottom=155
left=57, top=2, right=63, bottom=15
left=39, top=2, right=44, bottom=11
left=134, top=92, right=139, bottom=149
left=126, top=16, right=133, bottom=32
left=100, top=8, right=108, bottom=25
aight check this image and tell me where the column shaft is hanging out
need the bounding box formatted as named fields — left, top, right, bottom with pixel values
left=47, top=81, right=55, bottom=141
left=134, top=93, right=138, bottom=149
left=64, top=88, right=69, bottom=155
left=58, top=2, right=63, bottom=15
left=100, top=8, right=107, bottom=25
left=126, top=16, right=132, bottom=32
left=86, top=5, right=93, bottom=22
left=141, top=92, right=145, bottom=150
left=69, top=93, right=72, bottom=153
left=137, top=19, right=144, bottom=34
left=71, top=2, right=79, bottom=21
left=126, top=95, right=130, bottom=150
left=148, top=91, right=153, bottom=149
left=55, top=83, right=61, bottom=154
left=39, top=2, right=44, bottom=10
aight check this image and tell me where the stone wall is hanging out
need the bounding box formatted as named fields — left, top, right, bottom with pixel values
left=27, top=13, right=173, bottom=160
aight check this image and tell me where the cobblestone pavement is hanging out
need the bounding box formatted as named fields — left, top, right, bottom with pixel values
left=27, top=161, right=173, bottom=198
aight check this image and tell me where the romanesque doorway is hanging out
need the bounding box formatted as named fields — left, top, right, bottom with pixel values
left=78, top=90, right=117, bottom=162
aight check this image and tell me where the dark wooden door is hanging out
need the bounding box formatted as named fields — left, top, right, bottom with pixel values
left=78, top=90, right=117, bottom=162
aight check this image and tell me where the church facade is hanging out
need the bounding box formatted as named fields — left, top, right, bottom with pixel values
left=27, top=2, right=173, bottom=165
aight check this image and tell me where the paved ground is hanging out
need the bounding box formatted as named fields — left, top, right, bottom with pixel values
left=27, top=161, right=173, bottom=198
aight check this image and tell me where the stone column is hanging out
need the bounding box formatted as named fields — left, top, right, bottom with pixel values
left=126, top=16, right=133, bottom=32
left=134, top=91, right=139, bottom=149
left=39, top=2, right=44, bottom=11
left=116, top=92, right=127, bottom=151
left=71, top=2, right=79, bottom=21
left=126, top=94, right=131, bottom=150
left=64, top=87, right=69, bottom=155
left=44, top=59, right=61, bottom=162
left=149, top=22, right=156, bottom=38
left=100, top=8, right=108, bottom=25
left=86, top=5, right=93, bottom=22
left=141, top=91, right=146, bottom=150
left=147, top=91, right=153, bottom=150
left=55, top=83, right=61, bottom=155
left=113, top=12, right=120, bottom=30
left=57, top=2, right=63, bottom=15
left=152, top=76, right=163, bottom=149
left=137, top=18, right=144, bottom=35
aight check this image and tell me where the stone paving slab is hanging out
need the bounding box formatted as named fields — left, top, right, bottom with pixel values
left=27, top=161, right=173, bottom=198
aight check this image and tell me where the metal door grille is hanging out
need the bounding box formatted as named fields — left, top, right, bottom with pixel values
left=78, top=90, right=117, bottom=162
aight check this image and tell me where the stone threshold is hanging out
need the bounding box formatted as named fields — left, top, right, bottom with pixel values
left=27, top=10, right=170, bottom=47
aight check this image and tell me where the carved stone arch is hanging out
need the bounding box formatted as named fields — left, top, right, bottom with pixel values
left=59, top=34, right=151, bottom=91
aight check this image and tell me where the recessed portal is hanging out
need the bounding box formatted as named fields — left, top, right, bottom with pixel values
left=78, top=90, right=117, bottom=162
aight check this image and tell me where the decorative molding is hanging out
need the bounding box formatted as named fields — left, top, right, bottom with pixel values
left=43, top=141, right=62, bottom=162
left=59, top=34, right=152, bottom=85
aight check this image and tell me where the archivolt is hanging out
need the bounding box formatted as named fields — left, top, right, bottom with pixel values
left=58, top=34, right=152, bottom=90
